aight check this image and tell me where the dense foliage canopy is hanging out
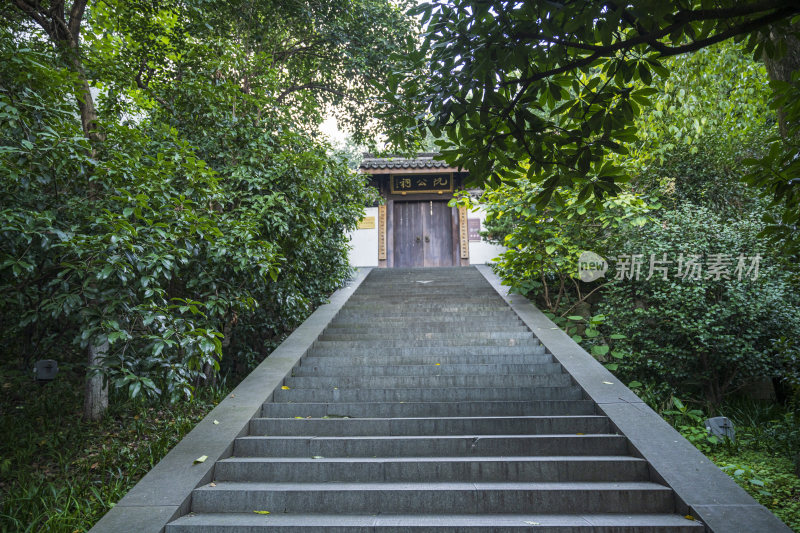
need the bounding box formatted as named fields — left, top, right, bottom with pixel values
left=1, top=0, right=413, bottom=418
left=382, top=0, right=800, bottom=249
left=477, top=40, right=800, bottom=406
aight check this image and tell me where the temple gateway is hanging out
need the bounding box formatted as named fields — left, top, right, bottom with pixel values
left=347, top=153, right=505, bottom=267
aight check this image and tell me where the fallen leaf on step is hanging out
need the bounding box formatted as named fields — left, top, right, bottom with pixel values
left=684, top=515, right=695, bottom=521
left=281, top=386, right=290, bottom=390
left=230, top=394, right=235, bottom=398
left=576, top=433, right=584, bottom=435
left=209, top=482, right=216, bottom=487
left=524, top=521, right=540, bottom=525
left=213, top=420, right=219, bottom=425
left=435, top=363, right=440, bottom=366
left=602, top=381, right=613, bottom=385
left=194, top=455, right=208, bottom=464
left=312, top=456, right=324, bottom=459
left=254, top=510, right=270, bottom=515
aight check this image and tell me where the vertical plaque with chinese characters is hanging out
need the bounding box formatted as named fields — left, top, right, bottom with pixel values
left=390, top=174, right=454, bottom=194
left=377, top=205, right=387, bottom=260
left=458, top=207, right=470, bottom=259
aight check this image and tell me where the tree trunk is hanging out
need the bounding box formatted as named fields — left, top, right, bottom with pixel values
left=83, top=340, right=109, bottom=421
left=69, top=55, right=104, bottom=144
left=763, top=22, right=800, bottom=138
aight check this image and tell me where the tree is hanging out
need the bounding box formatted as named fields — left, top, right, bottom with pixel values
left=9, top=0, right=111, bottom=420
left=381, top=1, right=800, bottom=246
left=2, top=0, right=413, bottom=420
left=474, top=39, right=799, bottom=406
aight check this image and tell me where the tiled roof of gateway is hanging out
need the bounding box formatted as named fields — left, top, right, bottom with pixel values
left=360, top=153, right=453, bottom=170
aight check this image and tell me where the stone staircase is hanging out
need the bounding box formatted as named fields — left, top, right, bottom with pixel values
left=166, top=267, right=702, bottom=532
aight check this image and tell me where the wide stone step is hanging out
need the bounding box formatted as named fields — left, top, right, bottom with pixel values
left=261, top=400, right=595, bottom=418
left=325, top=324, right=528, bottom=334
left=272, top=386, right=584, bottom=403
left=355, top=280, right=494, bottom=286
left=213, top=456, right=650, bottom=482
left=341, top=303, right=510, bottom=310
left=337, top=311, right=517, bottom=319
left=299, top=354, right=553, bottom=367
left=233, top=434, right=624, bottom=457
left=305, top=346, right=547, bottom=358
left=332, top=314, right=523, bottom=322
left=334, top=314, right=520, bottom=322
left=166, top=512, right=704, bottom=532
left=249, top=415, right=611, bottom=436
left=345, top=290, right=505, bottom=300
left=319, top=331, right=534, bottom=341
left=293, top=361, right=558, bottom=377
left=312, top=338, right=540, bottom=348
left=283, top=373, right=575, bottom=389
left=189, top=481, right=675, bottom=514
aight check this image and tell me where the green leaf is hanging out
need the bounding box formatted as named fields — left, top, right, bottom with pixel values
left=591, top=345, right=609, bottom=356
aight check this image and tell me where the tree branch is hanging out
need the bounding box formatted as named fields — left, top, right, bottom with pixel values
left=68, top=0, right=88, bottom=40
left=503, top=4, right=798, bottom=88
left=508, top=1, right=799, bottom=66
left=11, top=0, right=53, bottom=37
left=649, top=7, right=798, bottom=57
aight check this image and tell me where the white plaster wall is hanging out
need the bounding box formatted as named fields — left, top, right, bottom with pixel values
left=347, top=207, right=379, bottom=267
left=468, top=204, right=507, bottom=265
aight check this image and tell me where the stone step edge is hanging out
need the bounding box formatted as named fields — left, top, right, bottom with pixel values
left=166, top=512, right=704, bottom=529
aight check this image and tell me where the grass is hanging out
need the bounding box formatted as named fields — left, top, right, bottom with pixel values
left=668, top=398, right=800, bottom=532
left=0, top=364, right=229, bottom=532
left=708, top=448, right=800, bottom=532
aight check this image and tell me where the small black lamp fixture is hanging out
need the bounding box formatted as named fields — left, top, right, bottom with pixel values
left=34, top=359, right=58, bottom=383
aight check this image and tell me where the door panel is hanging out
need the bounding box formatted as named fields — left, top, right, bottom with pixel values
left=424, top=201, right=455, bottom=267
left=393, top=201, right=456, bottom=267
left=393, top=201, right=424, bottom=267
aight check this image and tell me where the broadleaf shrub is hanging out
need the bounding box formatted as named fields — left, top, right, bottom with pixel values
left=599, top=203, right=800, bottom=405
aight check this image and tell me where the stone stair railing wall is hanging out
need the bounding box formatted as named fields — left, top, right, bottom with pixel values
left=90, top=267, right=791, bottom=533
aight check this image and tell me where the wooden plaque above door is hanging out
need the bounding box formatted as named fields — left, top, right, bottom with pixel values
left=390, top=174, right=454, bottom=195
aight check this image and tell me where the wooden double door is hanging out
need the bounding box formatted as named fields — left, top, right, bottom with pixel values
left=393, top=200, right=456, bottom=267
